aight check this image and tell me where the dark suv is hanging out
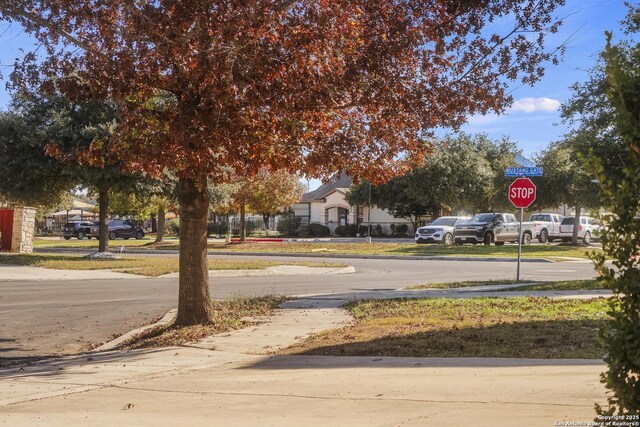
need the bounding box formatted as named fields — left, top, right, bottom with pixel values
left=62, top=221, right=94, bottom=240
left=89, top=220, right=145, bottom=240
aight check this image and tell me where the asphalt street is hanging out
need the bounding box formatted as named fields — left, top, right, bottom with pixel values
left=0, top=255, right=599, bottom=364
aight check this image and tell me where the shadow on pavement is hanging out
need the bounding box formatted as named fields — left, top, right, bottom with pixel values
left=0, top=348, right=168, bottom=380
left=243, top=354, right=605, bottom=371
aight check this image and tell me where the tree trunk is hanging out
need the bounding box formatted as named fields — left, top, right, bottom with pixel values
left=239, top=198, right=246, bottom=242
left=572, top=206, right=581, bottom=245
left=263, top=213, right=271, bottom=230
left=151, top=214, right=157, bottom=233
left=155, top=205, right=166, bottom=243
left=98, top=188, right=109, bottom=253
left=175, top=176, right=213, bottom=326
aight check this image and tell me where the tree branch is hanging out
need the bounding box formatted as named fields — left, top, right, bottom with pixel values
left=1, top=2, right=103, bottom=56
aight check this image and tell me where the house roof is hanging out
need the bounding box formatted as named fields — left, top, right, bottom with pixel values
left=300, top=172, right=352, bottom=202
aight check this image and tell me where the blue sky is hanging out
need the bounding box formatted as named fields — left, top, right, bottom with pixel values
left=459, top=0, right=630, bottom=157
left=0, top=1, right=632, bottom=191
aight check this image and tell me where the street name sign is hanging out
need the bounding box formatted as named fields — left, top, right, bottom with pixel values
left=514, top=154, right=536, bottom=168
left=505, top=167, right=543, bottom=177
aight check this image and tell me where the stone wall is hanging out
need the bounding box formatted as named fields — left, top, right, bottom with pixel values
left=11, top=206, right=36, bottom=254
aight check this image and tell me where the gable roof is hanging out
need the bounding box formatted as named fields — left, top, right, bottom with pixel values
left=300, top=172, right=352, bottom=202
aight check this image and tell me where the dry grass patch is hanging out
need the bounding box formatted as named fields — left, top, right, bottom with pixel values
left=121, top=296, right=288, bottom=349
left=493, top=279, right=604, bottom=292
left=283, top=297, right=610, bottom=359
left=406, top=280, right=518, bottom=290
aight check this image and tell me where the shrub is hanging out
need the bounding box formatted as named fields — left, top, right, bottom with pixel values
left=207, top=222, right=226, bottom=237
left=334, top=225, right=347, bottom=236
left=277, top=216, right=301, bottom=236
left=300, top=223, right=330, bottom=237
left=166, top=219, right=180, bottom=236
left=394, top=224, right=409, bottom=237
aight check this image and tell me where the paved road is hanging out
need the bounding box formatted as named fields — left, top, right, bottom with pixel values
left=0, top=255, right=598, bottom=363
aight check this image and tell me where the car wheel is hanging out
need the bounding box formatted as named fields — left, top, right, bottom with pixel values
left=495, top=241, right=505, bottom=246
left=63, top=236, right=71, bottom=240
left=443, top=233, right=454, bottom=245
left=77, top=231, right=85, bottom=240
left=483, top=233, right=492, bottom=245
left=583, top=232, right=591, bottom=245
left=538, top=229, right=548, bottom=243
left=109, top=232, right=117, bottom=240
left=135, top=231, right=143, bottom=240
left=522, top=233, right=532, bottom=245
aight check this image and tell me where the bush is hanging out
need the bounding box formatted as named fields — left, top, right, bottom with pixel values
left=166, top=219, right=180, bottom=236
left=299, top=223, right=330, bottom=237
left=277, top=216, right=301, bottom=236
left=207, top=222, right=226, bottom=237
left=334, top=225, right=347, bottom=236
left=394, top=224, right=409, bottom=237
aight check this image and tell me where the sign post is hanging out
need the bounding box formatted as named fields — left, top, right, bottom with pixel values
left=508, top=177, right=537, bottom=281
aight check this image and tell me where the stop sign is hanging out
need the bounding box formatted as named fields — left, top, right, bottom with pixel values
left=509, top=177, right=536, bottom=208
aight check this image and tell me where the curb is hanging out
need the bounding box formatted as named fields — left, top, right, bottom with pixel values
left=34, top=247, right=555, bottom=263
left=94, top=308, right=177, bottom=351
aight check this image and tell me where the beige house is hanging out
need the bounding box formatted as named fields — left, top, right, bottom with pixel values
left=292, top=173, right=413, bottom=236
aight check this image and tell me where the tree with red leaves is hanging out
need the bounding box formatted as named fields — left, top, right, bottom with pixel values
left=1, top=0, right=565, bottom=325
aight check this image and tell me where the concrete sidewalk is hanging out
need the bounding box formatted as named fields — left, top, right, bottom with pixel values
left=0, top=298, right=607, bottom=426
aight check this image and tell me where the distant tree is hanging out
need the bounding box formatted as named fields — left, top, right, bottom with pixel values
left=346, top=134, right=514, bottom=227
left=0, top=100, right=75, bottom=209
left=535, top=144, right=600, bottom=244
left=246, top=169, right=305, bottom=230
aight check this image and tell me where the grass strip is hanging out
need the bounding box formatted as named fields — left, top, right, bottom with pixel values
left=33, top=238, right=598, bottom=259
left=283, top=297, right=610, bottom=359
left=406, top=280, right=519, bottom=290
left=493, top=279, right=604, bottom=292
left=119, top=295, right=288, bottom=349
left=0, top=254, right=346, bottom=277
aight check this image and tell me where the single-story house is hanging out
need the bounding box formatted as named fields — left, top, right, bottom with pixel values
left=292, top=173, right=415, bottom=236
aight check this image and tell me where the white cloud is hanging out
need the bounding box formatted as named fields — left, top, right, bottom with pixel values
left=466, top=112, right=501, bottom=125
left=511, top=97, right=561, bottom=113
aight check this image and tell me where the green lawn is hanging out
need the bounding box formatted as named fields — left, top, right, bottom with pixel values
left=33, top=238, right=598, bottom=259
left=283, top=297, right=610, bottom=359
left=34, top=237, right=165, bottom=248
left=0, top=253, right=347, bottom=277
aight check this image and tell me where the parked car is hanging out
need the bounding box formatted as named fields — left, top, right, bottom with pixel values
left=454, top=212, right=534, bottom=245
left=415, top=216, right=471, bottom=245
left=62, top=221, right=94, bottom=240
left=89, top=220, right=145, bottom=240
left=559, top=216, right=601, bottom=244
left=529, top=213, right=564, bottom=243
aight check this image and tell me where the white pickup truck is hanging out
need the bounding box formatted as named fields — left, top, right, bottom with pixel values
left=529, top=213, right=564, bottom=243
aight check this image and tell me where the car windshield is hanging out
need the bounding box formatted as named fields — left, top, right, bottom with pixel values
left=561, top=217, right=575, bottom=225
left=469, top=214, right=495, bottom=223
left=430, top=217, right=458, bottom=227
left=530, top=215, right=548, bottom=221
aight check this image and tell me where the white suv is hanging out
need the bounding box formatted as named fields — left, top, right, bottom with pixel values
left=559, top=216, right=601, bottom=244
left=415, top=216, right=471, bottom=245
